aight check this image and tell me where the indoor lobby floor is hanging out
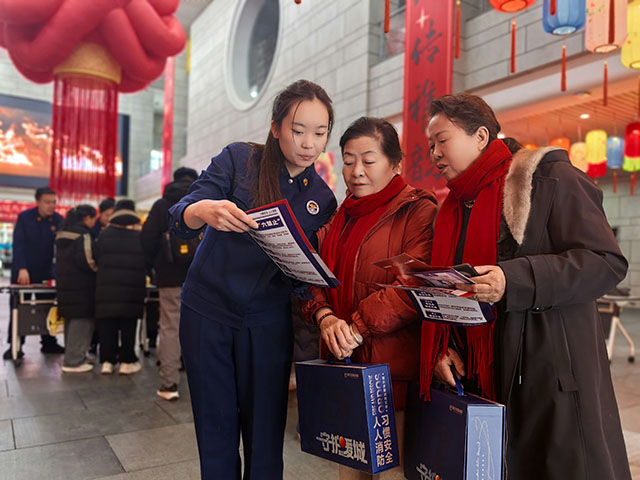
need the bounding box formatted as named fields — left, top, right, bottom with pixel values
left=0, top=291, right=639, bottom=480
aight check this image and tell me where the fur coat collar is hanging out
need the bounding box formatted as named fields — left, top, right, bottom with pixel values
left=503, top=146, right=563, bottom=245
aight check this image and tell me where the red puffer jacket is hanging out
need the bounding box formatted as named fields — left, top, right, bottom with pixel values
left=302, top=185, right=437, bottom=409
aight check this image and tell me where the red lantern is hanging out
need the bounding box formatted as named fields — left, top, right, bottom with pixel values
left=624, top=122, right=640, bottom=195
left=626, top=122, right=640, bottom=157
left=489, top=0, right=536, bottom=74
left=550, top=136, right=571, bottom=151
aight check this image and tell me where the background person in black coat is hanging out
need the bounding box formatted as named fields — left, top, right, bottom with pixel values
left=95, top=199, right=146, bottom=375
left=90, top=197, right=115, bottom=240
left=141, top=167, right=198, bottom=401
left=55, top=205, right=98, bottom=373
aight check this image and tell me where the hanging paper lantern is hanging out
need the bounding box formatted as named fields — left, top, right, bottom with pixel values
left=489, top=0, right=535, bottom=74
left=607, top=136, right=624, bottom=192
left=550, top=136, right=571, bottom=151
left=570, top=141, right=588, bottom=172
left=626, top=122, right=640, bottom=157
left=543, top=0, right=587, bottom=91
left=543, top=0, right=586, bottom=34
left=586, top=0, right=626, bottom=52
left=585, top=129, right=608, bottom=179
left=624, top=122, right=640, bottom=194
left=523, top=143, right=539, bottom=150
left=585, top=0, right=627, bottom=106
left=621, top=0, right=640, bottom=70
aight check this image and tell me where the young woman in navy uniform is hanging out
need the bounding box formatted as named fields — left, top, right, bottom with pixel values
left=169, top=80, right=337, bottom=480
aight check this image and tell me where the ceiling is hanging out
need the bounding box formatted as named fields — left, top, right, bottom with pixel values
left=175, top=0, right=213, bottom=29
left=499, top=81, right=640, bottom=145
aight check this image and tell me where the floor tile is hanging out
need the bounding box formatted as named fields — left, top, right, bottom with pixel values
left=283, top=438, right=338, bottom=479
left=0, top=420, right=13, bottom=452
left=106, top=423, right=198, bottom=472
left=94, top=459, right=200, bottom=480
left=12, top=401, right=175, bottom=448
left=0, top=437, right=123, bottom=480
left=0, top=390, right=85, bottom=421
left=6, top=372, right=133, bottom=396
left=625, top=430, right=640, bottom=465
left=154, top=398, right=194, bottom=424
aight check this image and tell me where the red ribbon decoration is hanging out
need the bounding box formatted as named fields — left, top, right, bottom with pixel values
left=455, top=0, right=461, bottom=59
left=613, top=171, right=618, bottom=193
left=603, top=61, right=608, bottom=107
left=550, top=0, right=557, bottom=15
left=561, top=41, right=567, bottom=92
left=510, top=18, right=517, bottom=73
left=384, top=0, right=390, bottom=33
left=161, top=56, right=175, bottom=190
left=632, top=172, right=637, bottom=196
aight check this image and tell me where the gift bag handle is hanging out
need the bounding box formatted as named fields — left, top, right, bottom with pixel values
left=450, top=365, right=465, bottom=396
left=327, top=355, right=352, bottom=365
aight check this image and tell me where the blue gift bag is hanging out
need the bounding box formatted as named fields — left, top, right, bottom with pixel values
left=404, top=380, right=505, bottom=480
left=295, top=359, right=399, bottom=474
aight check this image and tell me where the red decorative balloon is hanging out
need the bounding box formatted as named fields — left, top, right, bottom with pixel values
left=0, top=0, right=186, bottom=92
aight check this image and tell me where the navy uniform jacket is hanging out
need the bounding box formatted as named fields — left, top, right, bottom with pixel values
left=11, top=207, right=63, bottom=284
left=169, top=142, right=337, bottom=328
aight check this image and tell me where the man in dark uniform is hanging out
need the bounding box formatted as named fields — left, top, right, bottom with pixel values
left=90, top=197, right=115, bottom=240
left=3, top=187, right=65, bottom=359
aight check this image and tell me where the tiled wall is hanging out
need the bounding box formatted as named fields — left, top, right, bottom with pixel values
left=183, top=0, right=380, bottom=197
left=602, top=179, right=640, bottom=291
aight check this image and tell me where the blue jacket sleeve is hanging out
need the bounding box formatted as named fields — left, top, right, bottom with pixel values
left=12, top=214, right=27, bottom=270
left=168, top=145, right=238, bottom=239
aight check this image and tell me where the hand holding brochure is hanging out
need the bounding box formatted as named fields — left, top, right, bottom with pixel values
left=246, top=199, right=339, bottom=288
left=373, top=254, right=494, bottom=326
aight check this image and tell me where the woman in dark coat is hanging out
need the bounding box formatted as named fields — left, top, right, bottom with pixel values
left=422, top=94, right=631, bottom=480
left=56, top=204, right=98, bottom=373
left=95, top=199, right=146, bottom=375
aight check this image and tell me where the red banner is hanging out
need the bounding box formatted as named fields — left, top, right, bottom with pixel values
left=401, top=0, right=454, bottom=202
left=0, top=201, right=73, bottom=224
left=161, top=57, right=176, bottom=190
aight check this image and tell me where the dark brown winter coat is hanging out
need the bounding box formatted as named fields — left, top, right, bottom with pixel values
left=496, top=146, right=630, bottom=480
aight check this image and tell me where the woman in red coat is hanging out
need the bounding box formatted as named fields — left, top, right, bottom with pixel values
left=303, top=116, right=437, bottom=480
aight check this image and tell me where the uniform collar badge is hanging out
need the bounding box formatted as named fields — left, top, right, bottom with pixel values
left=306, top=200, right=319, bottom=215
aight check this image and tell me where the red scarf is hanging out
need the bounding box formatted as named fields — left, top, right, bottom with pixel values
left=321, top=175, right=407, bottom=320
left=420, top=140, right=512, bottom=400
